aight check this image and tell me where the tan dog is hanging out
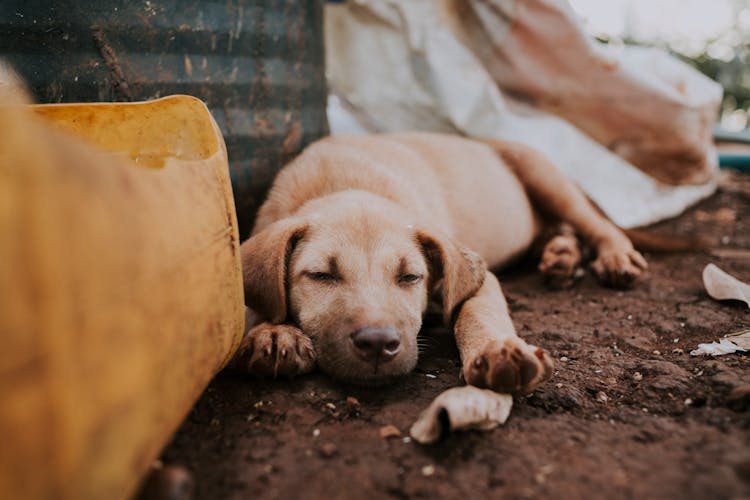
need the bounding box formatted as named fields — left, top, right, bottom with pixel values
left=232, top=133, right=646, bottom=392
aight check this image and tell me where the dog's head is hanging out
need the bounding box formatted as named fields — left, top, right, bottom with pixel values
left=240, top=192, right=485, bottom=385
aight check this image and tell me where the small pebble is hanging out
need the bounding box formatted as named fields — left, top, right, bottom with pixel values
left=312, top=428, right=321, bottom=438
left=421, top=465, right=435, bottom=477
left=633, top=372, right=643, bottom=382
left=560, top=356, right=569, bottom=363
left=345, top=396, right=361, bottom=409
left=672, top=348, right=684, bottom=355
left=684, top=398, right=693, bottom=406
left=379, top=425, right=402, bottom=439
left=425, top=373, right=437, bottom=379
left=136, top=464, right=194, bottom=500
left=402, top=437, right=411, bottom=444
left=596, top=391, right=608, bottom=403
left=673, top=338, right=680, bottom=343
left=652, top=350, right=661, bottom=356
left=325, top=402, right=336, bottom=410
left=319, top=443, right=338, bottom=457
left=555, top=383, right=563, bottom=389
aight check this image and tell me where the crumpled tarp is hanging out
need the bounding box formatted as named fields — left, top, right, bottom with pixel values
left=325, top=0, right=724, bottom=228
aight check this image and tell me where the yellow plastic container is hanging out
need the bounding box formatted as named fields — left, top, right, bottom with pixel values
left=0, top=95, right=244, bottom=499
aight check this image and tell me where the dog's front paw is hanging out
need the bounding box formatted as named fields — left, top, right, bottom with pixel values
left=463, top=338, right=553, bottom=395
left=591, top=240, right=647, bottom=288
left=231, top=323, right=316, bottom=378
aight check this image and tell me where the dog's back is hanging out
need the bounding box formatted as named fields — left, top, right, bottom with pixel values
left=253, top=132, right=539, bottom=268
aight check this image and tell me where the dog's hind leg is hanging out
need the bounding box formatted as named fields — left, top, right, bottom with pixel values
left=483, top=139, right=647, bottom=288
left=454, top=271, right=554, bottom=394
left=535, top=223, right=584, bottom=289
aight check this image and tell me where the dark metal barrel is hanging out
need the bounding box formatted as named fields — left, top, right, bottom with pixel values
left=0, top=0, right=329, bottom=238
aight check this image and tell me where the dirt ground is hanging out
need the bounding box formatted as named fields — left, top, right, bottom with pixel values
left=161, top=171, right=750, bottom=500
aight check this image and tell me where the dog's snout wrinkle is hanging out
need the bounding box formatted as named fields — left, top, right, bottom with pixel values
left=350, top=326, right=401, bottom=363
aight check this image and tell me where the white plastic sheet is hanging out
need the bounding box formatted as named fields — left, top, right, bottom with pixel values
left=325, top=0, right=723, bottom=228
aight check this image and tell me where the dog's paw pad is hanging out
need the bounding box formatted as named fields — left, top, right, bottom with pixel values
left=464, top=339, right=553, bottom=394
left=591, top=244, right=647, bottom=289
left=538, top=235, right=582, bottom=289
left=232, top=323, right=316, bottom=378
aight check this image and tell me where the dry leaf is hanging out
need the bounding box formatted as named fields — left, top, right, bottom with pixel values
left=690, top=328, right=750, bottom=356
left=690, top=338, right=747, bottom=356
left=410, top=386, right=513, bottom=444
left=727, top=328, right=750, bottom=350
left=702, top=264, right=750, bottom=308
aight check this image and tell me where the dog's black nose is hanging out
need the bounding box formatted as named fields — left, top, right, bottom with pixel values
left=350, top=326, right=401, bottom=362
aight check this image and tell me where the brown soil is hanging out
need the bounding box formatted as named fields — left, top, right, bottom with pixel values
left=161, top=172, right=750, bottom=500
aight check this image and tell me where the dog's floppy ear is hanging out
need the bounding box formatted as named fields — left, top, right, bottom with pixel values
left=417, top=230, right=487, bottom=325
left=240, top=219, right=308, bottom=324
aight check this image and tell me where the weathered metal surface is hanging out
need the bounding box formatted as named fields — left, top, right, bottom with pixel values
left=0, top=0, right=329, bottom=238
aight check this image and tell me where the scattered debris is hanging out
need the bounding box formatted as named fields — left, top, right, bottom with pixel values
left=410, top=386, right=513, bottom=445
left=319, top=443, right=338, bottom=458
left=534, top=464, right=556, bottom=485
left=421, top=465, right=435, bottom=477
left=695, top=208, right=736, bottom=224
left=379, top=425, right=402, bottom=439
left=690, top=329, right=750, bottom=356
left=345, top=396, right=360, bottom=409
left=711, top=248, right=750, bottom=260
left=702, top=263, right=750, bottom=308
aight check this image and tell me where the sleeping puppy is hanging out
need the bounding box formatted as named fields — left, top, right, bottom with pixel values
left=232, top=133, right=646, bottom=393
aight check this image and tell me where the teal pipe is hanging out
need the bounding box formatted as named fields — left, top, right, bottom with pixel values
left=718, top=153, right=750, bottom=171
left=714, top=127, right=750, bottom=172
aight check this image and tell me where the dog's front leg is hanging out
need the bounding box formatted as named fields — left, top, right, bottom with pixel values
left=454, top=272, right=553, bottom=394
left=229, top=310, right=316, bottom=378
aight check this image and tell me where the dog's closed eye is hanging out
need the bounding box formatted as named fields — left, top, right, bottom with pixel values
left=398, top=273, right=423, bottom=285
left=304, top=271, right=339, bottom=282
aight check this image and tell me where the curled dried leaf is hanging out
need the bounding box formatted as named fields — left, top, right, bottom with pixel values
left=702, top=264, right=750, bottom=308
left=410, top=386, right=513, bottom=444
